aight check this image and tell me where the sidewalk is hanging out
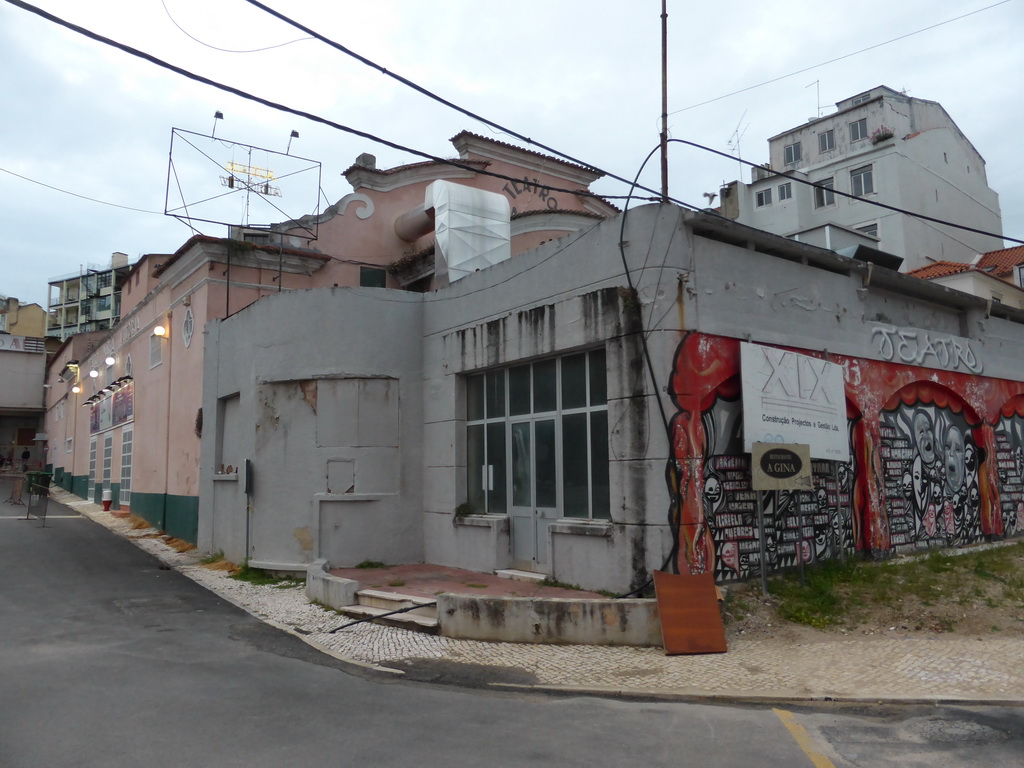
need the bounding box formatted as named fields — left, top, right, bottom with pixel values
left=48, top=486, right=1024, bottom=705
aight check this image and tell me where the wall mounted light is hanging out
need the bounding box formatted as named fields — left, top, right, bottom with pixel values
left=153, top=325, right=168, bottom=338
left=71, top=384, right=82, bottom=394
left=89, top=369, right=99, bottom=378
left=105, top=356, right=116, bottom=366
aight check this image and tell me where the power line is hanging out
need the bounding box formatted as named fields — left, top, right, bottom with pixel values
left=241, top=1, right=1019, bottom=246
left=669, top=0, right=1015, bottom=115
left=5, top=0, right=1018, bottom=248
left=668, top=139, right=1024, bottom=246
left=241, top=0, right=676, bottom=203
left=160, top=0, right=313, bottom=54
left=5, top=0, right=660, bottom=207
left=0, top=166, right=164, bottom=214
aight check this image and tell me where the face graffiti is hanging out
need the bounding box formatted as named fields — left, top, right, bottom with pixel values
left=880, top=398, right=981, bottom=548
left=944, top=426, right=965, bottom=495
left=914, top=410, right=936, bottom=464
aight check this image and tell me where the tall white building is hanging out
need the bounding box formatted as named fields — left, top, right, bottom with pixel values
left=719, top=86, right=1004, bottom=272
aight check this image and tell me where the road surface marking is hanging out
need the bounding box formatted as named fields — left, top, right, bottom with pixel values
left=773, top=708, right=836, bottom=768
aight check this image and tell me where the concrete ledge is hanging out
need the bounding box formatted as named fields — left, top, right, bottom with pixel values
left=306, top=559, right=359, bottom=607
left=452, top=514, right=509, bottom=531
left=549, top=520, right=612, bottom=537
left=437, top=594, right=661, bottom=646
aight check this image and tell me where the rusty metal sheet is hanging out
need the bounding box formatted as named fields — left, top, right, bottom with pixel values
left=653, top=570, right=727, bottom=655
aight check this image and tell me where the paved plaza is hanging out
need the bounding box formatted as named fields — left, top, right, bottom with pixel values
left=39, top=486, right=1024, bottom=705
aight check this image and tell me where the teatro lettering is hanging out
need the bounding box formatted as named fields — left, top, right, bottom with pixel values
left=871, top=324, right=982, bottom=374
left=502, top=176, right=560, bottom=215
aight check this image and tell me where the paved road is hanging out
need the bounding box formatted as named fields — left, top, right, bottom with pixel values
left=3, top=486, right=1024, bottom=767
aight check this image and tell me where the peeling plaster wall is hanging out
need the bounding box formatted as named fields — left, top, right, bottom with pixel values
left=199, top=288, right=424, bottom=568
left=420, top=204, right=692, bottom=593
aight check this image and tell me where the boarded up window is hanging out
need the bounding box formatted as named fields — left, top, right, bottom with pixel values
left=316, top=378, right=398, bottom=448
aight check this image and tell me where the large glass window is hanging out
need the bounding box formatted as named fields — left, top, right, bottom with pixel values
left=784, top=141, right=802, bottom=165
left=466, top=349, right=609, bottom=519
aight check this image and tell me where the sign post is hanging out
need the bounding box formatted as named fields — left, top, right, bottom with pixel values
left=751, top=442, right=813, bottom=592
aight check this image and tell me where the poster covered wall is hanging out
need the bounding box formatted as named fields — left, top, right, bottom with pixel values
left=89, top=381, right=134, bottom=435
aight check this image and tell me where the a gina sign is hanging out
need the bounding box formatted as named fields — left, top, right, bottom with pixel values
left=752, top=443, right=812, bottom=491
left=760, top=448, right=803, bottom=478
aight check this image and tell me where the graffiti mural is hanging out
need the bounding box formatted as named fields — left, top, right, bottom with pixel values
left=696, top=389, right=857, bottom=582
left=667, top=331, right=1024, bottom=584
left=994, top=413, right=1024, bottom=537
left=878, top=393, right=982, bottom=549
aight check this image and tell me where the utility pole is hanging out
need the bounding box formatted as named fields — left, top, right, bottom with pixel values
left=660, top=0, right=669, bottom=203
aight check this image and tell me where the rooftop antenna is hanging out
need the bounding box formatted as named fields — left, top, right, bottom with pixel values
left=211, top=111, right=224, bottom=138
left=286, top=130, right=299, bottom=155
left=726, top=110, right=749, bottom=175
left=806, top=80, right=821, bottom=118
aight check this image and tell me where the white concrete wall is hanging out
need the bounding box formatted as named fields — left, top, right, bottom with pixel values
left=200, top=287, right=425, bottom=569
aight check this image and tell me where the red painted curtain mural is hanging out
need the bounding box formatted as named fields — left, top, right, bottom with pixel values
left=667, top=332, right=1024, bottom=582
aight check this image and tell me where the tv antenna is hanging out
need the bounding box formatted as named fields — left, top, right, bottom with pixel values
left=726, top=110, right=749, bottom=174
left=807, top=80, right=822, bottom=118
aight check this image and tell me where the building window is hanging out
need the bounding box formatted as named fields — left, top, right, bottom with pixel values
left=150, top=334, right=163, bottom=369
left=784, top=142, right=802, bottom=165
left=778, top=182, right=792, bottom=201
left=855, top=222, right=879, bottom=239
left=97, top=295, right=111, bottom=312
left=818, top=129, right=835, bottom=153
left=814, top=178, right=835, bottom=208
left=851, top=165, right=874, bottom=196
left=755, top=188, right=772, bottom=208
left=850, top=118, right=868, bottom=142
left=98, top=272, right=113, bottom=289
left=359, top=266, right=387, bottom=288
left=120, top=426, right=133, bottom=506
left=852, top=93, right=872, bottom=106
left=65, top=437, right=73, bottom=454
left=466, top=349, right=609, bottom=520
left=88, top=436, right=97, bottom=502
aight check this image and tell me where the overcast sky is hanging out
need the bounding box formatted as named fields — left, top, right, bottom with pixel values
left=2, top=0, right=1021, bottom=309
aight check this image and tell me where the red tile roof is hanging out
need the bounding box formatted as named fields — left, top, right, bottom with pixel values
left=976, top=246, right=1024, bottom=277
left=907, top=261, right=971, bottom=279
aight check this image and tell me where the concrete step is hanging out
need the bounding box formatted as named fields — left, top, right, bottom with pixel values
left=338, top=603, right=439, bottom=634
left=356, top=589, right=438, bottom=618
left=495, top=569, right=547, bottom=584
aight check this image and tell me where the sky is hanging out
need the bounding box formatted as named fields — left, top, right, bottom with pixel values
left=1, top=0, right=1021, bottom=309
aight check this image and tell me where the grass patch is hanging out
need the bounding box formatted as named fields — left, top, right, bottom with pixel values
left=463, top=583, right=487, bottom=589
left=355, top=560, right=388, bottom=569
left=199, top=550, right=225, bottom=565
left=387, top=578, right=406, bottom=587
left=763, top=541, right=1024, bottom=631
left=230, top=561, right=300, bottom=587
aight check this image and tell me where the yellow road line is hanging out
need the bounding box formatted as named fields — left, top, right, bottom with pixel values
left=773, top=708, right=836, bottom=768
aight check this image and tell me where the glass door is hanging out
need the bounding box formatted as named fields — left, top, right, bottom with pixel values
left=509, top=418, right=558, bottom=572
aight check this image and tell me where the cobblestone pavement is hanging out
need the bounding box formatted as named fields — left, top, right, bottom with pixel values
left=50, top=489, right=1024, bottom=705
